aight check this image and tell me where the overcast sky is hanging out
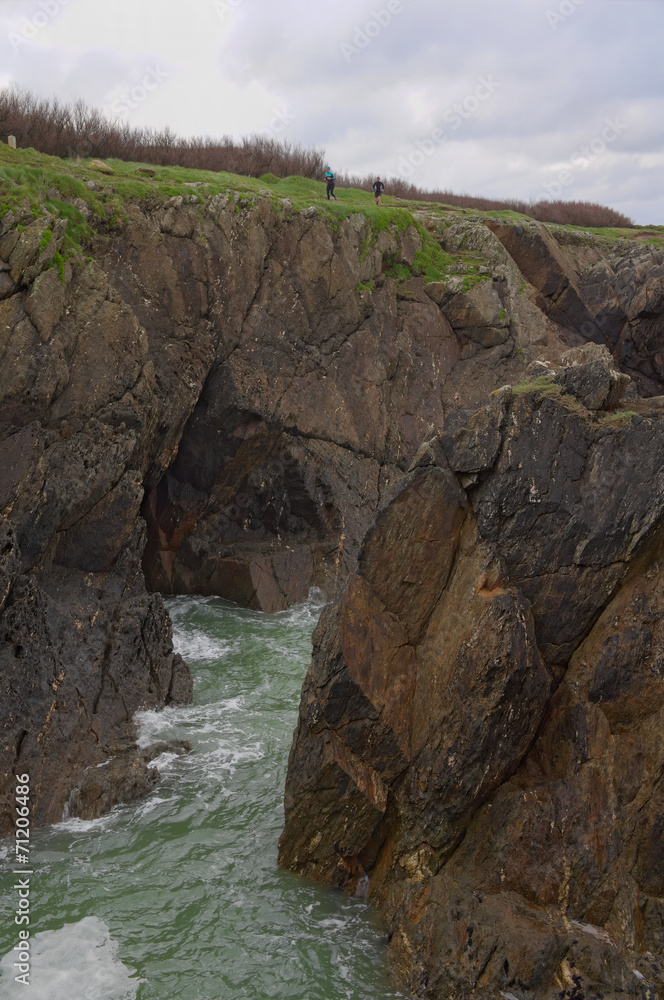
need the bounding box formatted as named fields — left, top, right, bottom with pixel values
left=1, top=0, right=663, bottom=224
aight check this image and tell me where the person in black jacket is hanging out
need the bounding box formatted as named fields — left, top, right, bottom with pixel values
left=372, top=176, right=385, bottom=205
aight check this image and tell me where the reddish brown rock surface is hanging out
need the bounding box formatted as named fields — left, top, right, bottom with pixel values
left=280, top=365, right=664, bottom=1000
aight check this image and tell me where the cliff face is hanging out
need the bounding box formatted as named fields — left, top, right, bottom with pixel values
left=2, top=153, right=664, bottom=994
left=100, top=199, right=463, bottom=610
left=0, top=209, right=194, bottom=834
left=279, top=353, right=664, bottom=999
left=2, top=181, right=506, bottom=831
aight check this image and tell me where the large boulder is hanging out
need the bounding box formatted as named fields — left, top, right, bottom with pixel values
left=426, top=277, right=511, bottom=348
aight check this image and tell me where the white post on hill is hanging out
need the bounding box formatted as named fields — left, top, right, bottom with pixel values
left=8, top=136, right=17, bottom=149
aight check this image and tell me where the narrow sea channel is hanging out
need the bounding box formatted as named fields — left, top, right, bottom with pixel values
left=0, top=594, right=404, bottom=1000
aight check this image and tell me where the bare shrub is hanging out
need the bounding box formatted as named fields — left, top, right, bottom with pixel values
left=0, top=87, right=632, bottom=227
left=0, top=87, right=325, bottom=179
left=339, top=171, right=633, bottom=227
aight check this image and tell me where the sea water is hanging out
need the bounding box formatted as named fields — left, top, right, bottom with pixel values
left=0, top=594, right=404, bottom=1000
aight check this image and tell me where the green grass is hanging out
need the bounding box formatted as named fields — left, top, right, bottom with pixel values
left=510, top=375, right=639, bottom=423
left=549, top=221, right=664, bottom=246
left=482, top=209, right=533, bottom=222
left=38, top=227, right=52, bottom=252
left=598, top=409, right=637, bottom=425
left=1, top=143, right=660, bottom=269
left=52, top=251, right=65, bottom=285
left=511, top=374, right=560, bottom=397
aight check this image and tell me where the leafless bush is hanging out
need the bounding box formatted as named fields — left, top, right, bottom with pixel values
left=339, top=171, right=633, bottom=227
left=0, top=88, right=632, bottom=227
left=0, top=87, right=325, bottom=179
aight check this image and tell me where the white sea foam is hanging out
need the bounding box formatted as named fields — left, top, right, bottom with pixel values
left=0, top=916, right=141, bottom=999
left=135, top=696, right=247, bottom=746
left=172, top=628, right=235, bottom=665
left=127, top=795, right=177, bottom=823
left=133, top=703, right=196, bottom=746
left=54, top=813, right=116, bottom=835
left=149, top=751, right=182, bottom=771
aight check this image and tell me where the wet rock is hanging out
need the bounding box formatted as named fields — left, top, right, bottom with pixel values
left=68, top=740, right=191, bottom=820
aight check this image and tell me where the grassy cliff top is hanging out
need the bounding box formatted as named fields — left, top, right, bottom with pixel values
left=2, top=142, right=663, bottom=261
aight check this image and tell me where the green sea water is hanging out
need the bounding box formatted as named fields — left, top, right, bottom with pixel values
left=0, top=595, right=404, bottom=1000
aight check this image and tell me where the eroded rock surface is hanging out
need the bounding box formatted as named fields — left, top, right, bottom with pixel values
left=3, top=179, right=664, bottom=894
left=0, top=211, right=193, bottom=834
left=280, top=362, right=664, bottom=1000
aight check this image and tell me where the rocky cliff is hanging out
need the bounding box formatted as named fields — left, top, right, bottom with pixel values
left=2, top=148, right=664, bottom=996
left=279, top=355, right=664, bottom=999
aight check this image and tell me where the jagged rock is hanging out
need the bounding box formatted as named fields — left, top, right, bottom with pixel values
left=0, top=519, right=19, bottom=615
left=7, top=217, right=66, bottom=284
left=424, top=277, right=459, bottom=304
left=553, top=356, right=631, bottom=409
left=473, top=390, right=664, bottom=665
left=485, top=218, right=607, bottom=343
left=440, top=387, right=509, bottom=473
left=0, top=216, right=195, bottom=834
left=391, top=535, right=664, bottom=1000
left=68, top=740, right=191, bottom=820
left=24, top=265, right=65, bottom=341
left=398, top=225, right=422, bottom=266
left=0, top=270, right=14, bottom=300
left=434, top=278, right=511, bottom=348
left=126, top=208, right=460, bottom=610
left=280, top=378, right=664, bottom=1000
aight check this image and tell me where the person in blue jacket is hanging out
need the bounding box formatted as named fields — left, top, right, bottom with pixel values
left=324, top=167, right=337, bottom=200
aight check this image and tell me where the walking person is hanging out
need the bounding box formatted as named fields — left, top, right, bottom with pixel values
left=373, top=176, right=385, bottom=205
left=324, top=166, right=337, bottom=201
